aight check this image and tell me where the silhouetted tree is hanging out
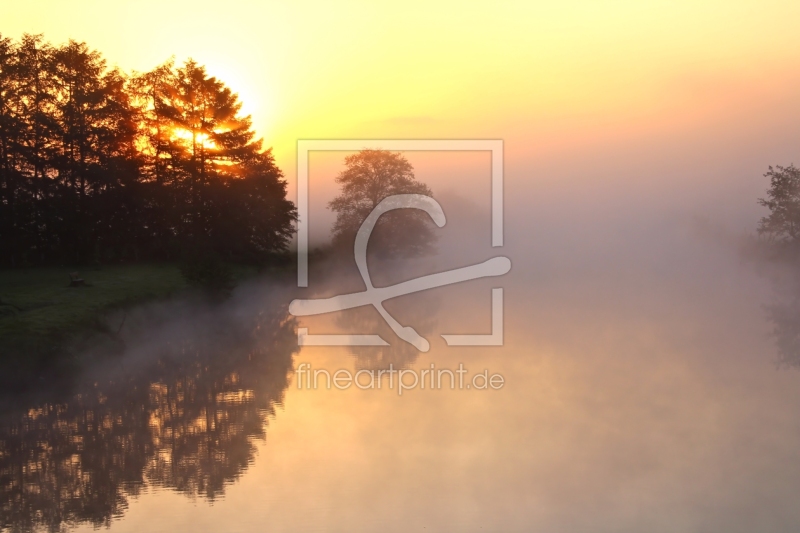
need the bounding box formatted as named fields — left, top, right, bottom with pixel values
left=51, top=40, right=142, bottom=263
left=0, top=34, right=22, bottom=265
left=0, top=34, right=295, bottom=267
left=133, top=59, right=295, bottom=264
left=758, top=164, right=800, bottom=243
left=0, top=34, right=143, bottom=265
left=8, top=34, right=61, bottom=265
left=755, top=165, right=800, bottom=368
left=328, top=149, right=435, bottom=258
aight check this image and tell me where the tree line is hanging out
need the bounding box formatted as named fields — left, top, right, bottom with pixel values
left=0, top=34, right=295, bottom=268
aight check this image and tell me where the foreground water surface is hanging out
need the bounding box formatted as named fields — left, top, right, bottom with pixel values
left=2, top=207, right=800, bottom=533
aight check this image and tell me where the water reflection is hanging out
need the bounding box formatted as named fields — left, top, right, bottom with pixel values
left=334, top=291, right=439, bottom=370
left=0, top=301, right=298, bottom=532
left=767, top=285, right=800, bottom=369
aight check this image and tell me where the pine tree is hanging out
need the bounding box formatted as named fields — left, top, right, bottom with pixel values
left=135, top=59, right=295, bottom=262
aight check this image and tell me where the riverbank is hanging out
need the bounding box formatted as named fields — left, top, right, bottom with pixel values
left=0, top=263, right=264, bottom=388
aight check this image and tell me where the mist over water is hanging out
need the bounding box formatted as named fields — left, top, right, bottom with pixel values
left=4, top=136, right=800, bottom=533
left=7, top=0, right=800, bottom=529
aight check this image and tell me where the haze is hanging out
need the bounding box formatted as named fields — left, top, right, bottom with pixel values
left=4, top=2, right=800, bottom=532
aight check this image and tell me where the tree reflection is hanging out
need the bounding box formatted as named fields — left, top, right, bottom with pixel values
left=767, top=293, right=800, bottom=368
left=0, top=306, right=298, bottom=532
left=334, top=291, right=439, bottom=370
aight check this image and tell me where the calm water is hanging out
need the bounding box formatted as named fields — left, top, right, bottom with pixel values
left=3, top=210, right=800, bottom=533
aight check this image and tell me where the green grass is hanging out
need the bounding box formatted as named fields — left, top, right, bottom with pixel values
left=0, top=264, right=188, bottom=379
left=0, top=262, right=269, bottom=391
left=0, top=264, right=187, bottom=340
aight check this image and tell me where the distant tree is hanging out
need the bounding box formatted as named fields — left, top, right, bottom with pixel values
left=328, top=149, right=436, bottom=258
left=758, top=164, right=800, bottom=243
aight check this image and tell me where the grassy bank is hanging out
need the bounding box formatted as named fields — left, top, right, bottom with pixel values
left=0, top=264, right=188, bottom=344
left=0, top=264, right=191, bottom=385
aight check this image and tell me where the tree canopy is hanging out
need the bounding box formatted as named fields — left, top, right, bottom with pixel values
left=0, top=34, right=295, bottom=267
left=758, top=164, right=800, bottom=243
left=328, top=149, right=435, bottom=258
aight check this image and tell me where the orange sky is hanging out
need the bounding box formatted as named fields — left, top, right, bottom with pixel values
left=5, top=0, right=800, bottom=204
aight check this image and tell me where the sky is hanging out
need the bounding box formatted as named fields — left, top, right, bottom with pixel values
left=4, top=0, right=800, bottom=228
left=8, top=5, right=800, bottom=530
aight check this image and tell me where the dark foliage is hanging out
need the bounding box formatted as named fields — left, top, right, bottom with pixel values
left=0, top=302, right=298, bottom=532
left=179, top=254, right=234, bottom=292
left=758, top=164, right=800, bottom=244
left=0, top=34, right=296, bottom=268
left=328, top=149, right=436, bottom=258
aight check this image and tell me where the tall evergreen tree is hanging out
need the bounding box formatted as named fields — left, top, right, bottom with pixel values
left=50, top=40, right=141, bottom=262
left=0, top=34, right=21, bottom=265
left=0, top=35, right=295, bottom=267
left=134, top=59, right=295, bottom=262
left=13, top=35, right=60, bottom=263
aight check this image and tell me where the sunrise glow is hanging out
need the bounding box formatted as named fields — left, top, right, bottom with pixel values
left=5, top=3, right=800, bottom=532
